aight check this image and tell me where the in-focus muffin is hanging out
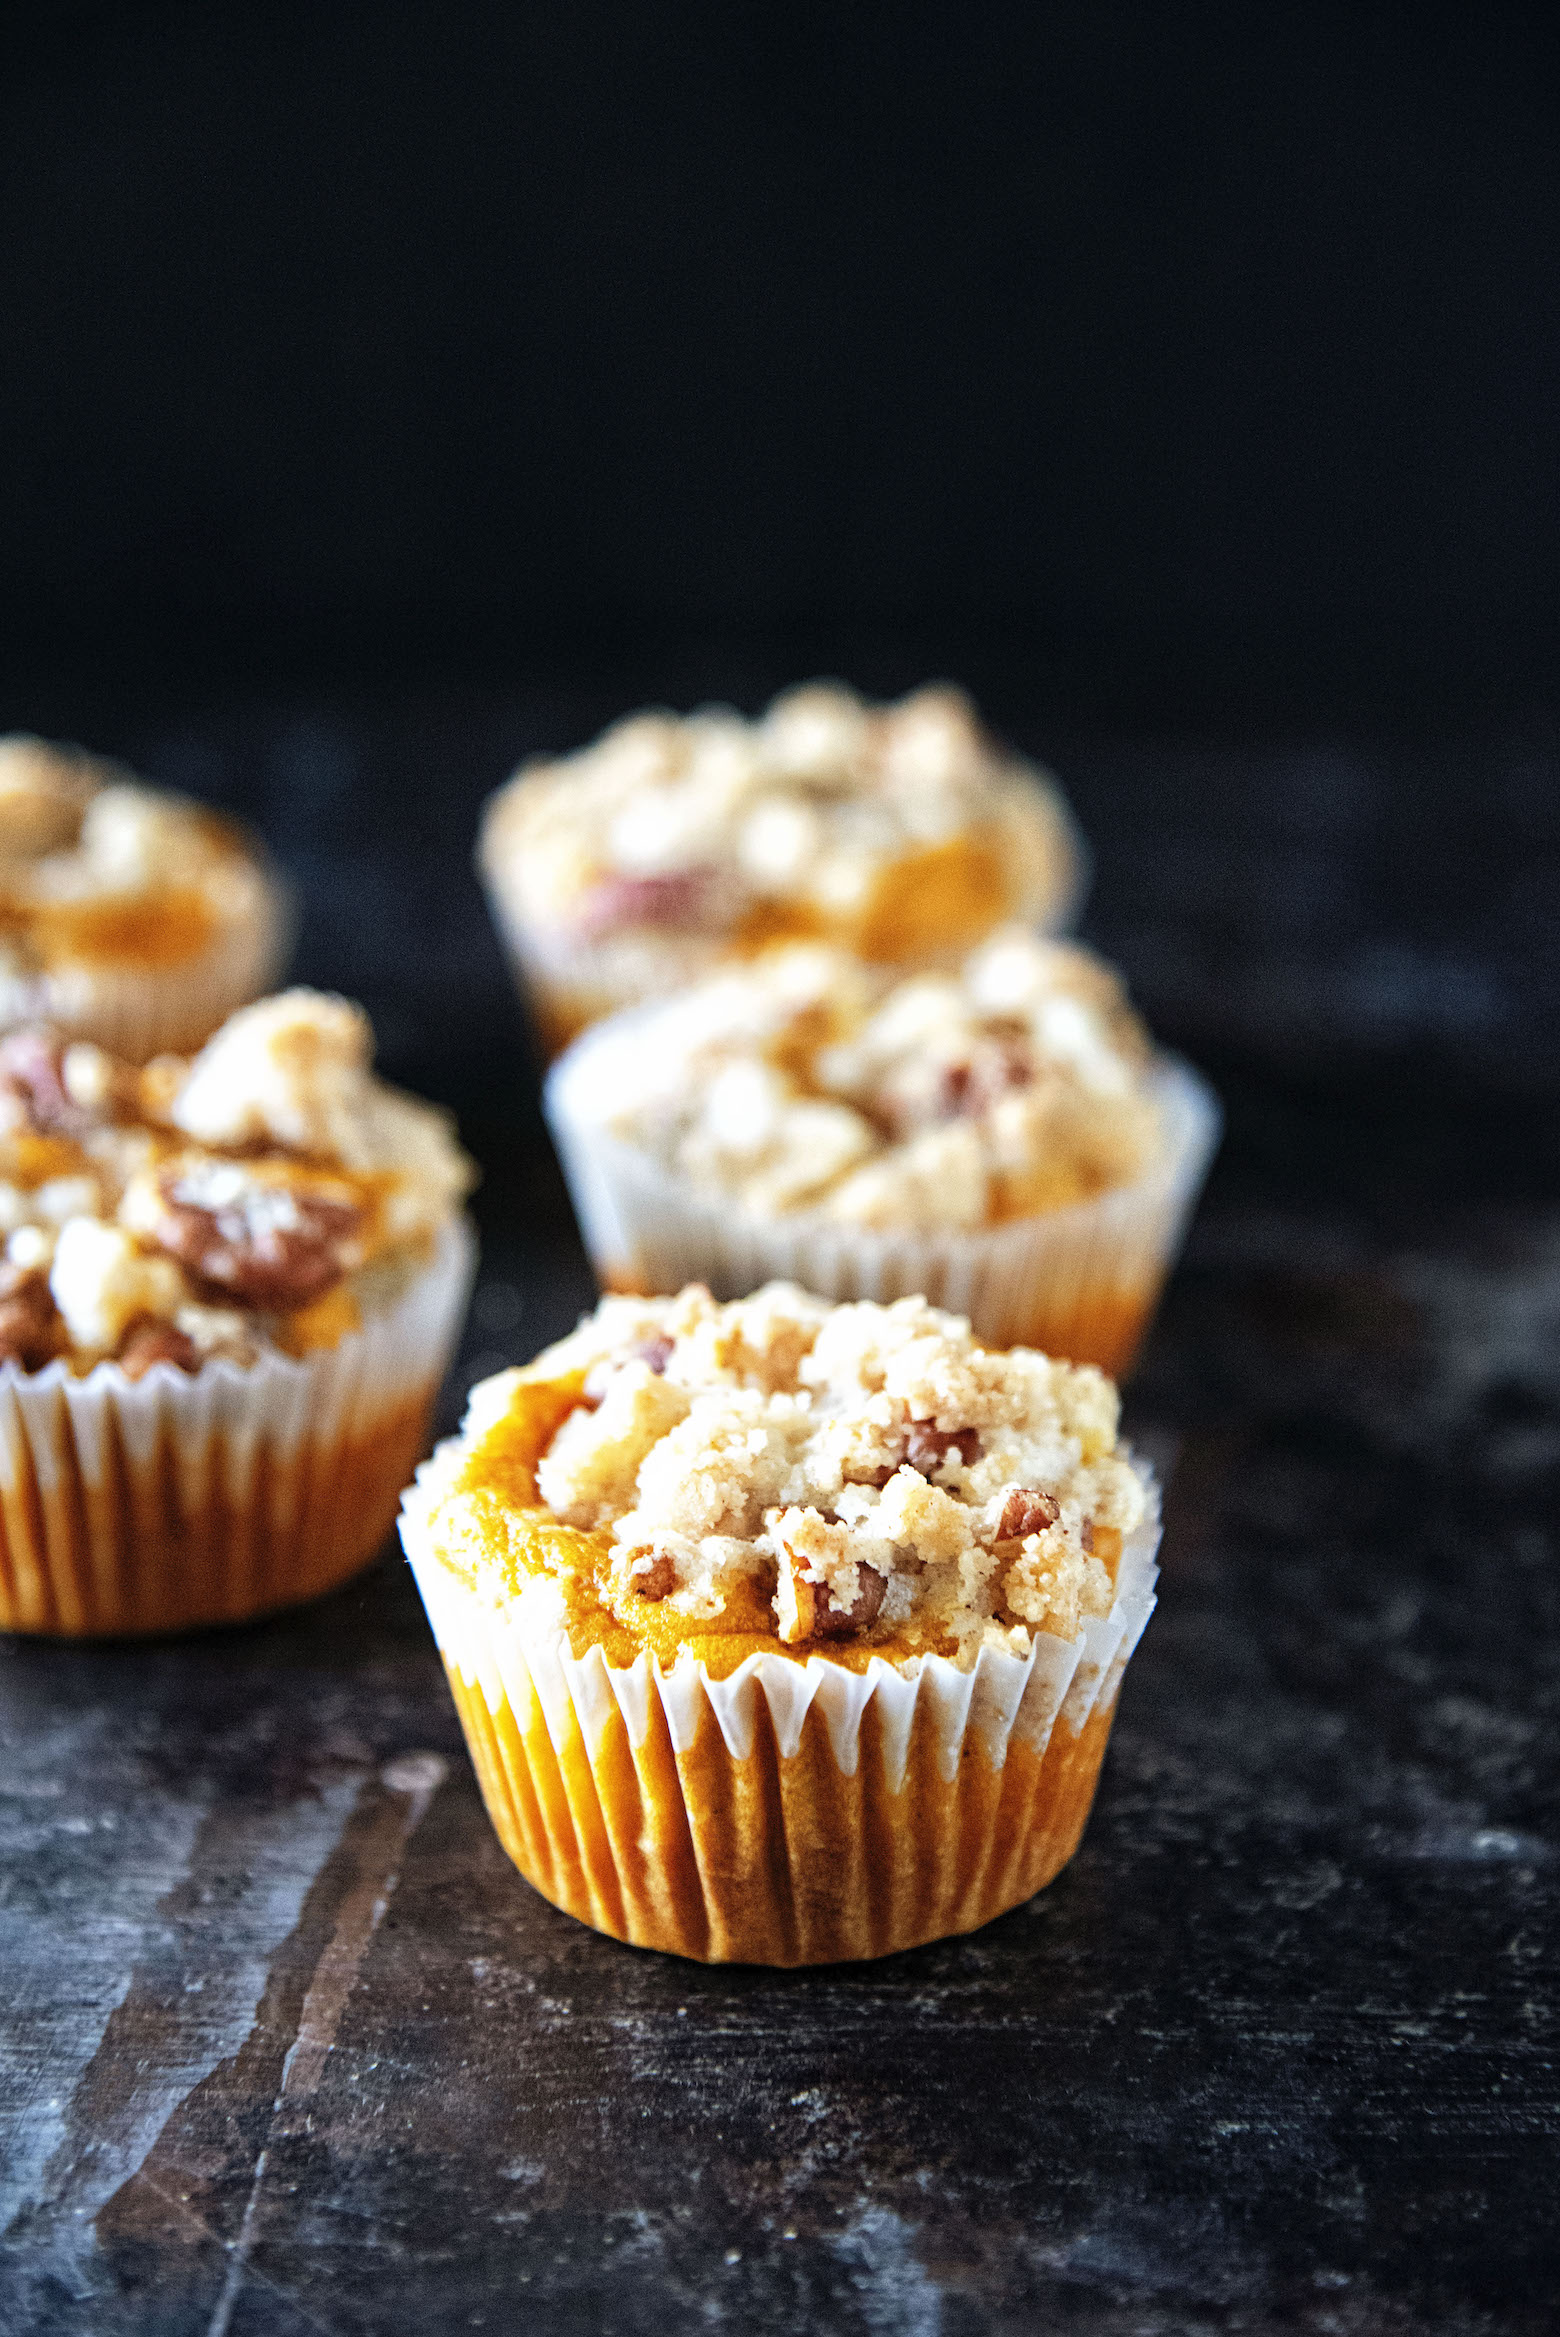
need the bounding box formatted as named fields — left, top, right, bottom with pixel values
left=479, top=681, right=1085, bottom=1054
left=401, top=1282, right=1159, bottom=1964
left=546, top=928, right=1220, bottom=1375
left=0, top=735, right=289, bottom=1060
left=0, top=989, right=475, bottom=1636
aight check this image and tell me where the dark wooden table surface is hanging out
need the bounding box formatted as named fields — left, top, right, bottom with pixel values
left=1, top=688, right=1557, bottom=2334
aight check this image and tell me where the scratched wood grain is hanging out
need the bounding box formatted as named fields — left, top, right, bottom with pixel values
left=0, top=701, right=1557, bottom=2334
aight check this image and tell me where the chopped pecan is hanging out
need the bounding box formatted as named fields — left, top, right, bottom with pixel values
left=848, top=1423, right=981, bottom=1491
left=997, top=1486, right=1061, bottom=1541
left=779, top=1548, right=887, bottom=1642
left=0, top=1265, right=60, bottom=1371
left=118, top=1315, right=200, bottom=1379
left=150, top=1170, right=363, bottom=1309
left=576, top=869, right=714, bottom=938
left=934, top=1032, right=1033, bottom=1122
left=0, top=1030, right=76, bottom=1134
left=626, top=1548, right=676, bottom=1601
left=905, top=1422, right=981, bottom=1475
left=849, top=1462, right=899, bottom=1490
left=811, top=1563, right=887, bottom=1639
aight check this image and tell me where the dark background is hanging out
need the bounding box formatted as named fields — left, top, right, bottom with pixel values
left=2, top=0, right=1556, bottom=1126
left=3, top=1, right=1558, bottom=727
left=2, top=14, right=1559, bottom=2332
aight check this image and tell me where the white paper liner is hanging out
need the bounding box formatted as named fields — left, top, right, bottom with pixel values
left=402, top=1449, right=1158, bottom=1959
left=2, top=861, right=293, bottom=1062
left=0, top=1214, right=475, bottom=1636
left=545, top=1020, right=1220, bottom=1369
left=406, top=1456, right=1157, bottom=1787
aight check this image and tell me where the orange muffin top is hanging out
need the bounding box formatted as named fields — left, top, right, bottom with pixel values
left=416, top=1282, right=1148, bottom=1674
left=0, top=989, right=472, bottom=1377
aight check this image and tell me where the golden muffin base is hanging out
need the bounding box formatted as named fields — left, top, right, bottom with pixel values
left=0, top=1381, right=438, bottom=1637
left=443, top=1648, right=1121, bottom=1964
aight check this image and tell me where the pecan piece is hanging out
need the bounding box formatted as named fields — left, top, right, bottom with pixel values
left=849, top=1462, right=899, bottom=1490
left=576, top=868, right=715, bottom=939
left=811, top=1563, right=887, bottom=1640
left=996, top=1486, right=1061, bottom=1541
left=848, top=1423, right=980, bottom=1491
left=0, top=1265, right=60, bottom=1371
left=118, top=1315, right=200, bottom=1379
left=778, top=1546, right=887, bottom=1641
left=934, top=1032, right=1033, bottom=1122
left=905, top=1422, right=981, bottom=1476
left=151, top=1170, right=363, bottom=1309
left=0, top=1030, right=76, bottom=1134
left=626, top=1548, right=676, bottom=1601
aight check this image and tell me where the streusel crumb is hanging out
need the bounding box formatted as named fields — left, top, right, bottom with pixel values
left=578, top=928, right=1163, bottom=1230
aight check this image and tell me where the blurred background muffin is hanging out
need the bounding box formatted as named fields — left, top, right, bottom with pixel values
left=0, top=736, right=289, bottom=1061
left=479, top=680, right=1085, bottom=1055
left=546, top=927, right=1218, bottom=1374
left=0, top=987, right=474, bottom=1636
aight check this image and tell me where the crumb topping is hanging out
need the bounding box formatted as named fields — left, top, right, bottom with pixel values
left=444, top=1283, right=1146, bottom=1664
left=481, top=681, right=1076, bottom=969
left=575, top=928, right=1162, bottom=1228
left=0, top=989, right=473, bottom=1375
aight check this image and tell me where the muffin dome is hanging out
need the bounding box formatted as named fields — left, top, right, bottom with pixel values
left=0, top=736, right=288, bottom=1059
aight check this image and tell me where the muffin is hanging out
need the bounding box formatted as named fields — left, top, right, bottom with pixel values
left=0, top=989, right=475, bottom=1635
left=545, top=928, right=1219, bottom=1376
left=479, top=681, right=1086, bottom=1054
left=401, top=1282, right=1159, bottom=1964
left=0, top=736, right=290, bottom=1061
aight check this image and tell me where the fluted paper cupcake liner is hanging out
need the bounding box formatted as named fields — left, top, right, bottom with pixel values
left=0, top=1216, right=475, bottom=1638
left=8, top=866, right=293, bottom=1062
left=480, top=901, right=663, bottom=1060
left=545, top=1025, right=1219, bottom=1375
left=402, top=1459, right=1158, bottom=1964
